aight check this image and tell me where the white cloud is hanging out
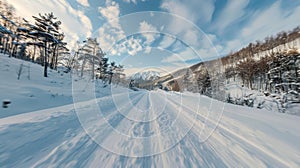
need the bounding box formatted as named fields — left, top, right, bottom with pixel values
left=139, top=21, right=158, bottom=45
left=160, top=1, right=198, bottom=45
left=138, top=21, right=160, bottom=54
left=182, top=29, right=199, bottom=46
left=144, top=46, right=151, bottom=54
left=213, top=0, right=249, bottom=32
left=161, top=0, right=215, bottom=24
left=98, top=0, right=126, bottom=53
left=7, top=0, right=93, bottom=48
left=98, top=0, right=147, bottom=56
left=241, top=1, right=300, bottom=43
left=98, top=6, right=162, bottom=56
left=77, top=0, right=89, bottom=7
left=206, top=33, right=217, bottom=43
left=161, top=1, right=195, bottom=22
left=126, top=37, right=143, bottom=56
left=221, top=39, right=242, bottom=54
left=123, top=0, right=137, bottom=4
left=162, top=47, right=197, bottom=63
left=99, top=2, right=120, bottom=21
left=123, top=0, right=147, bottom=4
left=124, top=63, right=187, bottom=76
left=159, top=35, right=176, bottom=49
left=161, top=35, right=221, bottom=64
left=160, top=0, right=217, bottom=55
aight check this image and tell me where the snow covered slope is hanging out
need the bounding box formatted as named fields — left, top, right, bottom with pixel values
left=1, top=54, right=299, bottom=167
left=0, top=54, right=75, bottom=118
left=131, top=70, right=160, bottom=81
left=0, top=85, right=299, bottom=167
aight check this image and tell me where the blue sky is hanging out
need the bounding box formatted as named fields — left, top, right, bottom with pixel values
left=8, top=0, right=300, bottom=75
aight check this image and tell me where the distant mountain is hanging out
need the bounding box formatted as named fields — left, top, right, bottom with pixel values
left=131, top=71, right=160, bottom=81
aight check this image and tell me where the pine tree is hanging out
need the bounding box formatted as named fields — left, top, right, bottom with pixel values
left=108, top=61, right=117, bottom=84
left=30, top=12, right=62, bottom=77
left=99, top=57, right=109, bottom=81
left=197, top=69, right=211, bottom=96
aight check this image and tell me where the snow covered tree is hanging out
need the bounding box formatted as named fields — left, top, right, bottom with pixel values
left=30, top=12, right=63, bottom=77
left=182, top=68, right=196, bottom=91
left=236, top=58, right=258, bottom=89
left=113, top=64, right=125, bottom=86
left=268, top=53, right=300, bottom=93
left=0, top=2, right=17, bottom=56
left=256, top=56, right=270, bottom=91
left=224, top=66, right=236, bottom=83
left=98, top=57, right=109, bottom=81
left=197, top=69, right=211, bottom=96
left=77, top=38, right=105, bottom=79
left=108, top=61, right=117, bottom=84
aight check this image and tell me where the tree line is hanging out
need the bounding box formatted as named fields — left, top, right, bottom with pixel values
left=168, top=26, right=300, bottom=110
left=217, top=27, right=299, bottom=111
left=0, top=0, right=124, bottom=83
left=0, top=1, right=66, bottom=77
left=221, top=27, right=300, bottom=93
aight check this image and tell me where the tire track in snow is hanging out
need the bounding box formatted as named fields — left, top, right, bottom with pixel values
left=165, top=93, right=294, bottom=167
left=0, top=91, right=134, bottom=126
left=146, top=91, right=206, bottom=167
left=89, top=92, right=157, bottom=158
left=37, top=91, right=146, bottom=167
left=148, top=92, right=169, bottom=168
left=41, top=92, right=145, bottom=167
left=163, top=95, right=229, bottom=167
left=157, top=94, right=227, bottom=167
left=0, top=91, right=145, bottom=167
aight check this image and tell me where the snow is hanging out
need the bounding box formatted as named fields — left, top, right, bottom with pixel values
left=254, top=38, right=300, bottom=59
left=131, top=70, right=160, bottom=81
left=0, top=25, right=12, bottom=34
left=0, top=54, right=73, bottom=118
left=225, top=82, right=300, bottom=116
left=1, top=54, right=300, bottom=167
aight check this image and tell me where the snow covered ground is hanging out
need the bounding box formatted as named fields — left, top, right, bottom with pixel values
left=225, top=83, right=300, bottom=116
left=0, top=54, right=73, bottom=118
left=1, top=54, right=300, bottom=167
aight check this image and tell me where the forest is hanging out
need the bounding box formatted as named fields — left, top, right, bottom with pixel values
left=0, top=0, right=124, bottom=84
left=167, top=26, right=300, bottom=113
left=1, top=0, right=299, bottom=113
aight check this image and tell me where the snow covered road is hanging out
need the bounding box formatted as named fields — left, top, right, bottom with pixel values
left=0, top=88, right=300, bottom=167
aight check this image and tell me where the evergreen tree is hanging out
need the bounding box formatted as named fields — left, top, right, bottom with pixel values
left=30, top=12, right=63, bottom=77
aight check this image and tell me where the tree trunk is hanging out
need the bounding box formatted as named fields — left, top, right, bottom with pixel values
left=54, top=47, right=59, bottom=70
left=50, top=45, right=57, bottom=69
left=4, top=37, right=9, bottom=56
left=249, top=78, right=253, bottom=90
left=81, top=55, right=86, bottom=78
left=9, top=36, right=15, bottom=57
left=109, top=73, right=113, bottom=84
left=91, top=46, right=96, bottom=80
left=32, top=46, right=35, bottom=62
left=44, top=42, right=48, bottom=77
left=92, top=58, right=95, bottom=80
left=32, top=39, right=37, bottom=62
left=11, top=44, right=17, bottom=58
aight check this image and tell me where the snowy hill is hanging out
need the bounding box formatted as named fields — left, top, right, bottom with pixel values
left=1, top=54, right=300, bottom=167
left=153, top=37, right=300, bottom=115
left=0, top=82, right=300, bottom=167
left=131, top=70, right=160, bottom=81
left=0, top=54, right=73, bottom=118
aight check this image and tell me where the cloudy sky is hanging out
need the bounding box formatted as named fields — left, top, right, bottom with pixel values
left=8, top=0, right=300, bottom=75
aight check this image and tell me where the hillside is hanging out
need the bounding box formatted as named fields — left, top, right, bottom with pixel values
left=151, top=30, right=300, bottom=115
left=0, top=56, right=300, bottom=166
left=0, top=54, right=73, bottom=118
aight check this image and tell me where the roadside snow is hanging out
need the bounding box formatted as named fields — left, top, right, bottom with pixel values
left=0, top=54, right=73, bottom=118
left=1, top=54, right=299, bottom=167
